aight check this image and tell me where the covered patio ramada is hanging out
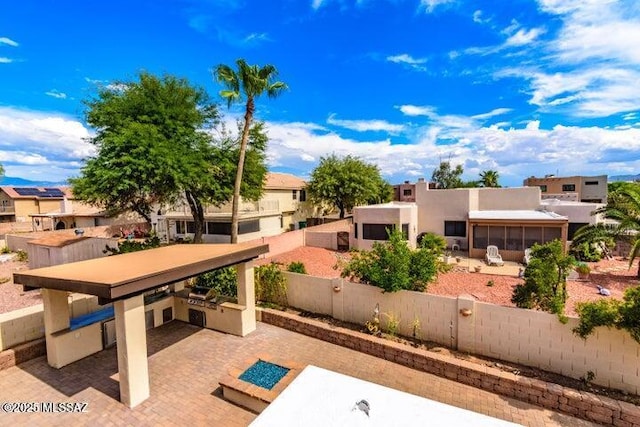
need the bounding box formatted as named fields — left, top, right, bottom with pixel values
left=13, top=242, right=268, bottom=408
left=468, top=210, right=568, bottom=262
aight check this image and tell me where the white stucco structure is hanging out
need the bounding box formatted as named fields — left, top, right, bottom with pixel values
left=352, top=202, right=418, bottom=250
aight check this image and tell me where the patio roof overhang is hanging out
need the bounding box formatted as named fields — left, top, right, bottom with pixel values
left=14, top=242, right=268, bottom=302
left=468, top=210, right=568, bottom=222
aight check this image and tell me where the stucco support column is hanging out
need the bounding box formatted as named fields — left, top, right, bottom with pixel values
left=114, top=294, right=149, bottom=408
left=237, top=260, right=256, bottom=336
left=42, top=288, right=70, bottom=368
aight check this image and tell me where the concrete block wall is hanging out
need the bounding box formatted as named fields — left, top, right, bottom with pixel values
left=281, top=272, right=640, bottom=396
left=304, top=231, right=337, bottom=250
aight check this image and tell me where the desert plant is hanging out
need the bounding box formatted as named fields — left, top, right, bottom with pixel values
left=16, top=249, right=28, bottom=262
left=255, top=263, right=287, bottom=307
left=342, top=228, right=438, bottom=292
left=104, top=236, right=161, bottom=255
left=487, top=280, right=495, bottom=287
left=287, top=261, right=307, bottom=274
left=0, top=246, right=10, bottom=254
left=575, top=262, right=591, bottom=276
left=511, top=240, right=575, bottom=323
left=574, top=286, right=640, bottom=343
left=365, top=304, right=381, bottom=336
left=412, top=315, right=421, bottom=340
left=383, top=312, right=400, bottom=337
left=417, top=232, right=447, bottom=255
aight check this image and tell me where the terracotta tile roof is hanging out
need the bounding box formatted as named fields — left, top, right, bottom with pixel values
left=264, top=173, right=306, bottom=190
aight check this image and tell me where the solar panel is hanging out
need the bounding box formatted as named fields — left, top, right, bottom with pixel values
left=13, top=187, right=65, bottom=198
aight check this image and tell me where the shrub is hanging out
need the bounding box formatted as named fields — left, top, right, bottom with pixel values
left=511, top=240, right=575, bottom=322
left=574, top=286, right=640, bottom=343
left=417, top=232, right=446, bottom=255
left=104, top=236, right=161, bottom=255
left=194, top=266, right=237, bottom=297
left=255, top=263, right=287, bottom=307
left=575, top=262, right=591, bottom=275
left=16, top=249, right=28, bottom=262
left=342, top=228, right=438, bottom=292
left=287, top=261, right=307, bottom=274
left=383, top=312, right=400, bottom=337
left=1, top=246, right=10, bottom=254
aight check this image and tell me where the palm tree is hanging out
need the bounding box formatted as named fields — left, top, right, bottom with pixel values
left=479, top=169, right=500, bottom=188
left=214, top=59, right=287, bottom=243
left=573, top=184, right=640, bottom=277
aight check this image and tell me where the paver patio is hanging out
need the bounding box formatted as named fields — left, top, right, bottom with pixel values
left=0, top=321, right=598, bottom=426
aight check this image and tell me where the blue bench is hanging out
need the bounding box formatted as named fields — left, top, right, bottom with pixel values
left=70, top=306, right=115, bottom=331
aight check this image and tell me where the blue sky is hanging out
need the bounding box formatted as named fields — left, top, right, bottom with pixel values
left=1, top=0, right=640, bottom=187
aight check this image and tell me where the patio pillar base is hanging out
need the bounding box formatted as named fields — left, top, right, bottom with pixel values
left=114, top=294, right=149, bottom=408
left=41, top=289, right=70, bottom=368
left=237, top=260, right=256, bottom=336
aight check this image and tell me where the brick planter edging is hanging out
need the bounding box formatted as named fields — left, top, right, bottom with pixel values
left=0, top=338, right=46, bottom=371
left=260, top=309, right=640, bottom=427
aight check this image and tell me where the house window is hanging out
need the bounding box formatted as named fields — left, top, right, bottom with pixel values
left=239, top=219, right=260, bottom=234
left=543, top=227, right=562, bottom=243
left=403, top=189, right=412, bottom=196
left=562, top=184, right=576, bottom=192
left=299, top=190, right=306, bottom=202
left=401, top=223, right=409, bottom=239
left=208, top=222, right=231, bottom=235
left=568, top=222, right=588, bottom=240
left=176, top=221, right=185, bottom=234
left=444, top=221, right=466, bottom=237
left=186, top=221, right=195, bottom=234
left=354, top=223, right=358, bottom=239
left=539, top=185, right=547, bottom=192
left=473, top=225, right=488, bottom=249
left=585, top=181, right=598, bottom=186
left=524, top=227, right=542, bottom=249
left=488, top=226, right=505, bottom=250
left=506, top=226, right=523, bottom=251
left=362, top=223, right=393, bottom=240
left=292, top=190, right=297, bottom=200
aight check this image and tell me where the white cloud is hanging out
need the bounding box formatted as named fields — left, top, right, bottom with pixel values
left=420, top=0, right=455, bottom=13
left=0, top=37, right=18, bottom=47
left=0, top=107, right=95, bottom=161
left=397, top=105, right=435, bottom=117
left=471, top=108, right=512, bottom=120
left=45, top=90, right=67, bottom=99
left=505, top=27, right=546, bottom=46
left=311, top=0, right=326, bottom=10
left=386, top=53, right=428, bottom=71
left=244, top=32, right=271, bottom=43
left=0, top=57, right=12, bottom=63
left=472, top=10, right=487, bottom=23
left=327, top=114, right=405, bottom=133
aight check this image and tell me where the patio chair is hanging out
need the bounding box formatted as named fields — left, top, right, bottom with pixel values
left=523, top=248, right=532, bottom=265
left=485, top=245, right=504, bottom=266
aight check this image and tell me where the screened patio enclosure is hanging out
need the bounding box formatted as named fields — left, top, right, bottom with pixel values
left=467, top=210, right=568, bottom=262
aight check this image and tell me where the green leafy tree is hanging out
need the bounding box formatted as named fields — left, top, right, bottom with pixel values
left=341, top=228, right=438, bottom=292
left=307, top=154, right=391, bottom=218
left=255, top=262, right=288, bottom=307
left=572, top=184, right=640, bottom=277
left=511, top=240, right=575, bottom=321
left=214, top=59, right=287, bottom=243
left=479, top=169, right=501, bottom=188
left=431, top=161, right=464, bottom=189
left=194, top=266, right=238, bottom=297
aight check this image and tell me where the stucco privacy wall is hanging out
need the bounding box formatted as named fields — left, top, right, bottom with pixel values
left=0, top=294, right=100, bottom=351
left=282, top=272, right=640, bottom=395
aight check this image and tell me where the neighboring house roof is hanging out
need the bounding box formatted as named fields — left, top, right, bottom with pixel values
left=355, top=202, right=416, bottom=209
left=28, top=235, right=91, bottom=248
left=468, top=210, right=567, bottom=221
left=264, top=172, right=306, bottom=190
left=0, top=186, right=66, bottom=199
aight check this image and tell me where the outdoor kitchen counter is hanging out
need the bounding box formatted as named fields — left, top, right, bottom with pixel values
left=173, top=291, right=247, bottom=337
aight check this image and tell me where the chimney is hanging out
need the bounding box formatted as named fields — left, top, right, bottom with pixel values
left=418, top=178, right=425, bottom=182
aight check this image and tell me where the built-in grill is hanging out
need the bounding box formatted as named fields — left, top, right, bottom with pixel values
left=187, top=286, right=209, bottom=307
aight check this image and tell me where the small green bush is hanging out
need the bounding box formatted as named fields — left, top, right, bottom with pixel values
left=575, top=262, right=591, bottom=275
left=1, top=246, right=11, bottom=254
left=574, top=286, right=640, bottom=343
left=255, top=263, right=287, bottom=307
left=16, top=249, right=28, bottom=262
left=287, top=261, right=307, bottom=274
left=194, top=266, right=237, bottom=297
left=418, top=232, right=446, bottom=255
left=104, top=236, right=161, bottom=255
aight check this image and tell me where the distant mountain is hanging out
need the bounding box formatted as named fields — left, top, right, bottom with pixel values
left=609, top=174, right=640, bottom=182
left=0, top=176, right=68, bottom=187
